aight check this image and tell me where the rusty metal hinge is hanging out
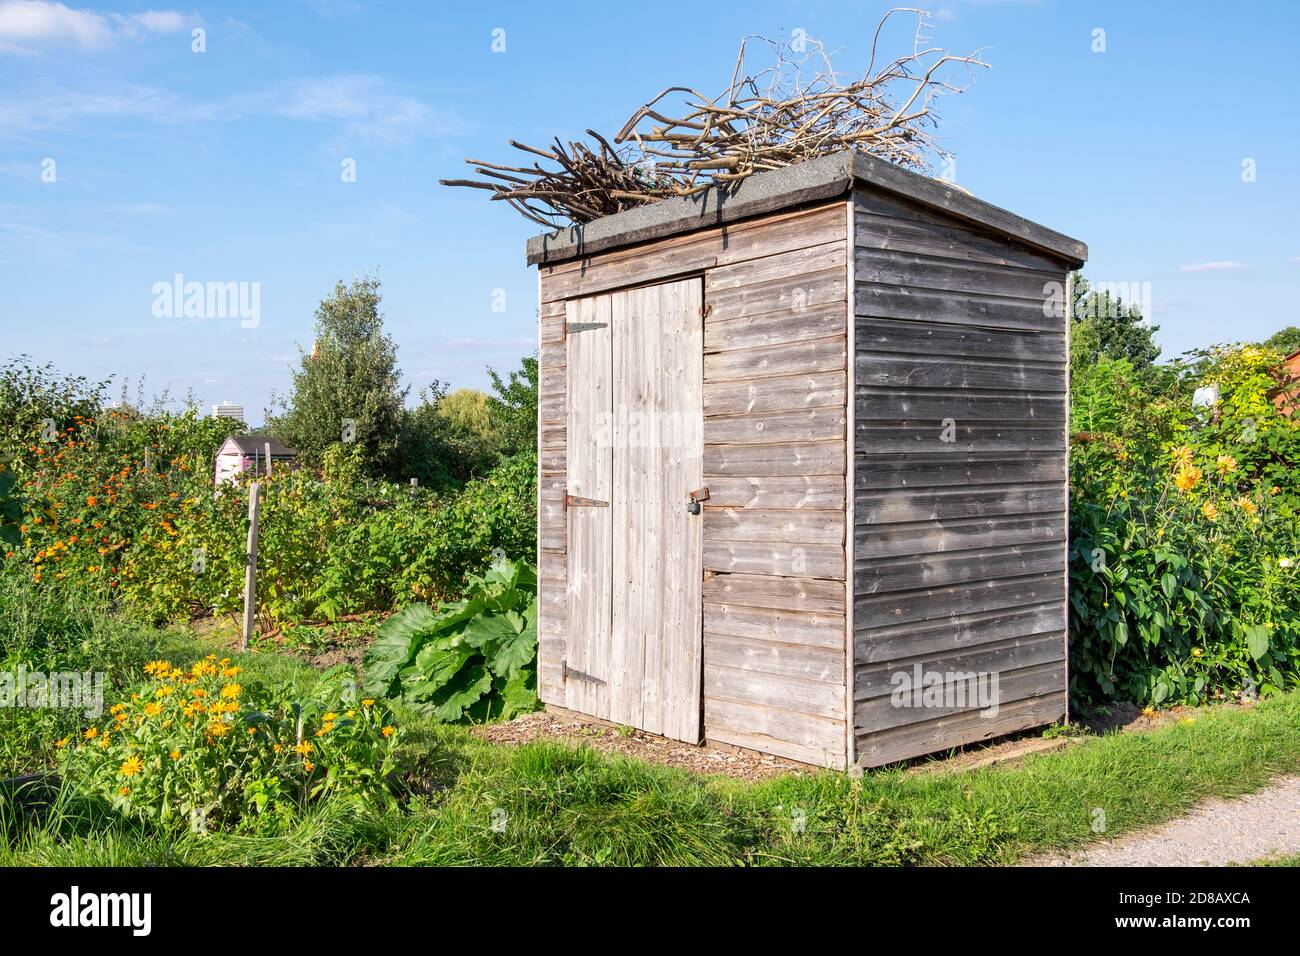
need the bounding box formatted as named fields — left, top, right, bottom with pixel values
left=565, top=493, right=608, bottom=508
left=688, top=486, right=711, bottom=504
left=701, top=303, right=713, bottom=319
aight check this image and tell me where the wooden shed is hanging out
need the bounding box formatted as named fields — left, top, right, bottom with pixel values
left=530, top=150, right=1086, bottom=770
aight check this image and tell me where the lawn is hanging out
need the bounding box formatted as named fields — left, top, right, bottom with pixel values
left=4, top=604, right=1299, bottom=867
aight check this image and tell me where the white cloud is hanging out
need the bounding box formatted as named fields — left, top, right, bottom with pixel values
left=1179, top=261, right=1245, bottom=273
left=0, top=1, right=191, bottom=54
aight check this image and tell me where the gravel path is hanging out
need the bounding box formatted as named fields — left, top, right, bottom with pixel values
left=1035, top=775, right=1300, bottom=866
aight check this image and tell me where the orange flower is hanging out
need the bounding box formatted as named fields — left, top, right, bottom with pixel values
left=86, top=495, right=98, bottom=506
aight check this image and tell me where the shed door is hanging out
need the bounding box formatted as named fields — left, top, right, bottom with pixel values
left=565, top=278, right=704, bottom=743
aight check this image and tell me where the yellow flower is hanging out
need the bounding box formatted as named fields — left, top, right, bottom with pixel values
left=323, top=712, right=338, bottom=722
left=1191, top=647, right=1203, bottom=658
left=169, top=750, right=181, bottom=760
left=273, top=743, right=283, bottom=753
left=84, top=727, right=99, bottom=740
left=120, top=755, right=144, bottom=777
left=54, top=737, right=70, bottom=749
left=110, top=703, right=126, bottom=714
left=207, top=720, right=232, bottom=738
left=1140, top=706, right=1155, bottom=718
left=119, top=786, right=130, bottom=796
left=144, top=660, right=170, bottom=676
left=292, top=742, right=314, bottom=756
left=222, top=666, right=241, bottom=678
left=155, top=685, right=174, bottom=697
left=191, top=688, right=207, bottom=698
left=143, top=702, right=162, bottom=716
left=1215, top=454, right=1238, bottom=475
left=114, top=712, right=128, bottom=723
left=316, top=723, right=335, bottom=737
left=1174, top=466, right=1202, bottom=493
left=1236, top=496, right=1257, bottom=516
left=220, top=683, right=242, bottom=699
left=1171, top=446, right=1193, bottom=468
left=303, top=760, right=315, bottom=772
left=361, top=699, right=374, bottom=708
left=1202, top=501, right=1218, bottom=521
left=381, top=726, right=396, bottom=738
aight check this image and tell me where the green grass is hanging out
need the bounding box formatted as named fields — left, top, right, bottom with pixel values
left=4, top=592, right=1300, bottom=866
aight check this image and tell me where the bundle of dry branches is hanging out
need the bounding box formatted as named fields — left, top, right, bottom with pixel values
left=441, top=9, right=986, bottom=229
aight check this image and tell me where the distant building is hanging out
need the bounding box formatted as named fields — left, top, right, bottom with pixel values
left=214, top=435, right=296, bottom=486
left=212, top=402, right=246, bottom=424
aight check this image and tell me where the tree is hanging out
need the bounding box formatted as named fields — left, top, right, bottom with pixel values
left=1069, top=273, right=1161, bottom=374
left=486, top=355, right=538, bottom=457
left=1262, top=326, right=1300, bottom=357
left=270, top=276, right=407, bottom=474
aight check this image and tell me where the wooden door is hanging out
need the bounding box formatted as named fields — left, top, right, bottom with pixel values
left=565, top=278, right=704, bottom=743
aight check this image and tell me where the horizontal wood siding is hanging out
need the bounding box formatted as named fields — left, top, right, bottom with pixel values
left=537, top=202, right=850, bottom=769
left=852, top=186, right=1071, bottom=768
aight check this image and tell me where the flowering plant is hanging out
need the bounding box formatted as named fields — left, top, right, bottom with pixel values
left=58, top=655, right=402, bottom=832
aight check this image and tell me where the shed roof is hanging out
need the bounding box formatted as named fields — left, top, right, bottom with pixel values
left=219, top=435, right=297, bottom=458
left=526, top=149, right=1087, bottom=269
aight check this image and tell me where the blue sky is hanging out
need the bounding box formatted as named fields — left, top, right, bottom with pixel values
left=2, top=0, right=1297, bottom=425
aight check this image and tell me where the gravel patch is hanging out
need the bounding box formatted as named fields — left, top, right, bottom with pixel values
left=1033, top=775, right=1300, bottom=866
left=472, top=710, right=813, bottom=780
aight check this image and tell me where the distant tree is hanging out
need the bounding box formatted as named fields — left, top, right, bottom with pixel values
left=270, top=276, right=407, bottom=475
left=1262, top=326, right=1300, bottom=357
left=486, top=355, right=538, bottom=456
left=1069, top=273, right=1161, bottom=374
left=396, top=385, right=497, bottom=488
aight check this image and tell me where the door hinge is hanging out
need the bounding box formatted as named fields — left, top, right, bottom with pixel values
left=700, top=302, right=713, bottom=319
left=565, top=493, right=609, bottom=508
left=561, top=660, right=605, bottom=685
left=566, top=321, right=608, bottom=334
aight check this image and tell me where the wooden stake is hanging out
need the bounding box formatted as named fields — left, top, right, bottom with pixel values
left=241, top=481, right=261, bottom=651
left=264, top=441, right=273, bottom=477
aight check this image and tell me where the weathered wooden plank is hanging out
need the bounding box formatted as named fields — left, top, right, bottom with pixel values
left=540, top=313, right=566, bottom=345
left=705, top=440, right=844, bottom=477
left=704, top=540, right=844, bottom=580
left=706, top=302, right=846, bottom=353
left=705, top=663, right=845, bottom=720
left=855, top=315, right=1065, bottom=362
left=709, top=269, right=847, bottom=323
left=539, top=422, right=566, bottom=449
left=704, top=406, right=845, bottom=445
left=855, top=572, right=1063, bottom=630
left=855, top=282, right=1062, bottom=333
left=856, top=543, right=1065, bottom=593
left=538, top=202, right=846, bottom=298
left=705, top=475, right=845, bottom=511
left=856, top=247, right=1060, bottom=301
left=706, top=632, right=845, bottom=684
left=856, top=354, right=1066, bottom=392
left=565, top=294, right=612, bottom=720
left=704, top=602, right=845, bottom=649
left=854, top=199, right=1065, bottom=272
left=856, top=484, right=1065, bottom=524
left=705, top=334, right=845, bottom=384
left=855, top=514, right=1067, bottom=560
left=705, top=697, right=846, bottom=768
left=539, top=449, right=566, bottom=474
left=855, top=634, right=1066, bottom=700
left=857, top=388, right=1066, bottom=424
left=707, top=241, right=846, bottom=293
left=851, top=159, right=1087, bottom=266
left=705, top=370, right=846, bottom=417
left=854, top=452, right=1065, bottom=489
left=704, top=571, right=845, bottom=613
left=855, top=661, right=1066, bottom=732
left=855, top=691, right=1067, bottom=768
left=856, top=422, right=1065, bottom=455
left=856, top=601, right=1065, bottom=663
left=704, top=507, right=845, bottom=545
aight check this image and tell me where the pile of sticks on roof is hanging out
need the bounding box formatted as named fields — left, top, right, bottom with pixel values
left=441, top=9, right=986, bottom=229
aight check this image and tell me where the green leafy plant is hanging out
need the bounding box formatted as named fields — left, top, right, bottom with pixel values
left=362, top=556, right=538, bottom=722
